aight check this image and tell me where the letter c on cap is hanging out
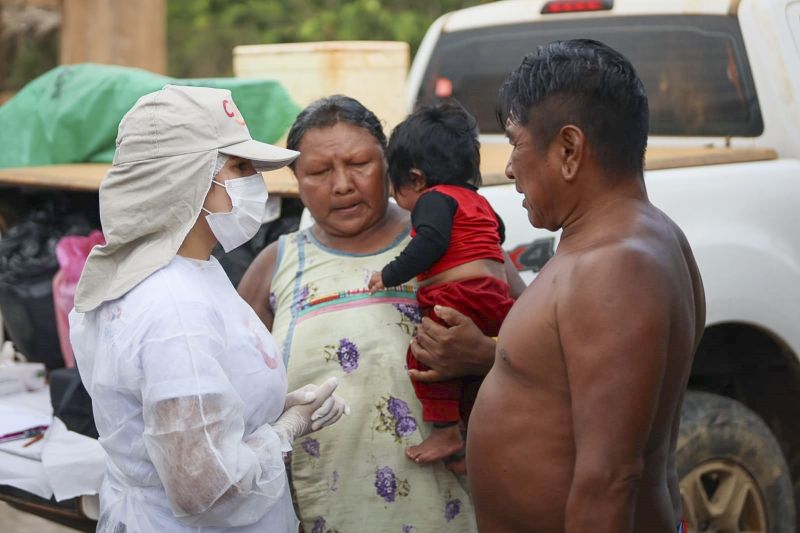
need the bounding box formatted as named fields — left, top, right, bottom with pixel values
left=222, top=99, right=246, bottom=126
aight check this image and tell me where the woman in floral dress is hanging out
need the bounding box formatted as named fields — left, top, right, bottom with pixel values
left=239, top=96, right=478, bottom=532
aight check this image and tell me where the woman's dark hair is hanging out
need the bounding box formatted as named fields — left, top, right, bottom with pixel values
left=286, top=95, right=387, bottom=168
left=387, top=101, right=481, bottom=191
left=497, top=39, right=649, bottom=176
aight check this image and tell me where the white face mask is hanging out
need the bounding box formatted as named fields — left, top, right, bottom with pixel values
left=202, top=173, right=267, bottom=252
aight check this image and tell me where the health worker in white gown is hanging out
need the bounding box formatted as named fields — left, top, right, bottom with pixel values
left=69, top=85, right=348, bottom=532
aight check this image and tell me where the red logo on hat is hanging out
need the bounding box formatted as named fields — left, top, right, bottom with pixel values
left=222, top=99, right=246, bottom=126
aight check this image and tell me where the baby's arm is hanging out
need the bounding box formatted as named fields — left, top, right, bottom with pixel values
left=378, top=191, right=458, bottom=288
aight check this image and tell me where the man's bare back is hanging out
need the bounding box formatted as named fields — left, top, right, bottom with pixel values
left=467, top=40, right=705, bottom=532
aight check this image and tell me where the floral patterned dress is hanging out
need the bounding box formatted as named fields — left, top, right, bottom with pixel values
left=270, top=227, right=477, bottom=533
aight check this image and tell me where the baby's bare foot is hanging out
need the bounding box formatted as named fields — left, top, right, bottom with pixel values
left=405, top=424, right=463, bottom=463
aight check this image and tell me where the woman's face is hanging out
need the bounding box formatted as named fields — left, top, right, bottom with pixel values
left=294, top=122, right=389, bottom=239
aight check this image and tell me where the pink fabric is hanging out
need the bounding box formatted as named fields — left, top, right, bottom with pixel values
left=53, top=231, right=105, bottom=367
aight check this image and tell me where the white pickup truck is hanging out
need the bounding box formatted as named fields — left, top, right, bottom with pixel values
left=407, top=0, right=800, bottom=531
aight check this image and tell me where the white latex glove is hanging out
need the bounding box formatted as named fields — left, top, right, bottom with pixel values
left=273, top=377, right=348, bottom=450
left=311, top=390, right=351, bottom=431
left=284, top=384, right=317, bottom=409
left=282, top=382, right=348, bottom=429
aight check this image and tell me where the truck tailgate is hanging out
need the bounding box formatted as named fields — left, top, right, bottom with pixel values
left=0, top=164, right=301, bottom=197
left=479, top=145, right=779, bottom=186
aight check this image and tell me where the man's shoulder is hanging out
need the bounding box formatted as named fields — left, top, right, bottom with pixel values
left=557, top=237, right=673, bottom=304
left=574, top=204, right=682, bottom=268
left=582, top=237, right=660, bottom=264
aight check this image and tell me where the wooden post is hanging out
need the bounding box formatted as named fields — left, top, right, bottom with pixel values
left=0, top=2, right=5, bottom=90
left=59, top=0, right=166, bottom=74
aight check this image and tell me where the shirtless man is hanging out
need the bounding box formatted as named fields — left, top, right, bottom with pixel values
left=465, top=40, right=706, bottom=532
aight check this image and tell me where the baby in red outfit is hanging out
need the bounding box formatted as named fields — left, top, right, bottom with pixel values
left=369, top=102, right=514, bottom=465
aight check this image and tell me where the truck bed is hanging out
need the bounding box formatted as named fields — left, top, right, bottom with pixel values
left=0, top=146, right=779, bottom=194
left=479, top=145, right=779, bottom=186
left=0, top=164, right=301, bottom=197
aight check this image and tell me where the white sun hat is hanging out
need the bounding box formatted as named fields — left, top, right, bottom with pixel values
left=74, top=85, right=299, bottom=313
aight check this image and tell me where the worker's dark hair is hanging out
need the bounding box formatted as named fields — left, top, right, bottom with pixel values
left=387, top=101, right=481, bottom=191
left=497, top=39, right=649, bottom=176
left=286, top=95, right=387, bottom=169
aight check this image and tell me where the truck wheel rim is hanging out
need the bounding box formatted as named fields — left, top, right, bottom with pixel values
left=680, top=459, right=767, bottom=533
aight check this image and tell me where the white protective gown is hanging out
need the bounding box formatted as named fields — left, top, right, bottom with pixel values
left=69, top=255, right=297, bottom=532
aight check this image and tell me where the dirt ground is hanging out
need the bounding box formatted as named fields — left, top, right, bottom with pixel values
left=0, top=502, right=75, bottom=533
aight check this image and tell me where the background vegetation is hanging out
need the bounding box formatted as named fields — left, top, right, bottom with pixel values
left=0, top=0, right=489, bottom=93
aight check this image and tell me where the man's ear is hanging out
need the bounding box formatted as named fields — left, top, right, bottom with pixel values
left=558, top=125, right=585, bottom=182
left=409, top=168, right=428, bottom=191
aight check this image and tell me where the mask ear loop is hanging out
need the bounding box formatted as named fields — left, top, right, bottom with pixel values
left=213, top=153, right=230, bottom=179
left=202, top=153, right=231, bottom=216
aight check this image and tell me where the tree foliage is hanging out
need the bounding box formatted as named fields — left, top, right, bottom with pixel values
left=1, top=0, right=490, bottom=91
left=167, top=0, right=490, bottom=78
left=0, top=4, right=60, bottom=93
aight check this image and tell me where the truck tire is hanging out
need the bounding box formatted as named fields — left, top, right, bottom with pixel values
left=678, top=391, right=795, bottom=533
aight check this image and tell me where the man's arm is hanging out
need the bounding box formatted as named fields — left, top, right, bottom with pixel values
left=409, top=252, right=525, bottom=381
left=559, top=245, right=672, bottom=533
left=237, top=242, right=279, bottom=330
left=409, top=305, right=497, bottom=381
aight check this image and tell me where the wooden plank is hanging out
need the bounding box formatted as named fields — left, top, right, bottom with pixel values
left=645, top=146, right=778, bottom=170
left=60, top=0, right=166, bottom=74
left=0, top=145, right=778, bottom=194
left=0, top=4, right=4, bottom=92
left=22, top=0, right=60, bottom=7
left=480, top=145, right=779, bottom=186
left=0, top=164, right=108, bottom=191
left=0, top=163, right=301, bottom=197
left=262, top=167, right=299, bottom=198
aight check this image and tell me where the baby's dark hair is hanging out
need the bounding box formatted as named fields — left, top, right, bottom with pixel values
left=387, top=101, right=481, bottom=191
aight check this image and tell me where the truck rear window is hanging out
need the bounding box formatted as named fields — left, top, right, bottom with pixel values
left=417, top=15, right=763, bottom=137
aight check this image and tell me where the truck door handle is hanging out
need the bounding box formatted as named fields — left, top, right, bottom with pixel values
left=507, top=237, right=555, bottom=272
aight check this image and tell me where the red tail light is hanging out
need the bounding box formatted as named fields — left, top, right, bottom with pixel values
left=541, top=0, right=613, bottom=14
left=434, top=77, right=454, bottom=98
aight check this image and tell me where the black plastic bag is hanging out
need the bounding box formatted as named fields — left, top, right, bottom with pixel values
left=0, top=205, right=94, bottom=370
left=49, top=367, right=98, bottom=439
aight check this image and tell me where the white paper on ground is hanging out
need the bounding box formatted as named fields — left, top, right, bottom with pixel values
left=0, top=405, right=51, bottom=439
left=0, top=448, right=52, bottom=499
left=0, top=387, right=51, bottom=414
left=41, top=417, right=107, bottom=501
left=0, top=432, right=45, bottom=460
left=0, top=388, right=54, bottom=498
left=0, top=390, right=106, bottom=502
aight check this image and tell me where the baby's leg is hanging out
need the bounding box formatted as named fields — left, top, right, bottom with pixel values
left=406, top=349, right=464, bottom=462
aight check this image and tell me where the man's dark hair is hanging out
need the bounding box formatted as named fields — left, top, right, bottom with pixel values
left=497, top=39, right=649, bottom=176
left=286, top=95, right=387, bottom=168
left=387, top=101, right=481, bottom=191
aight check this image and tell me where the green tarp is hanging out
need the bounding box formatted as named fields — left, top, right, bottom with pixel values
left=0, top=63, right=301, bottom=168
